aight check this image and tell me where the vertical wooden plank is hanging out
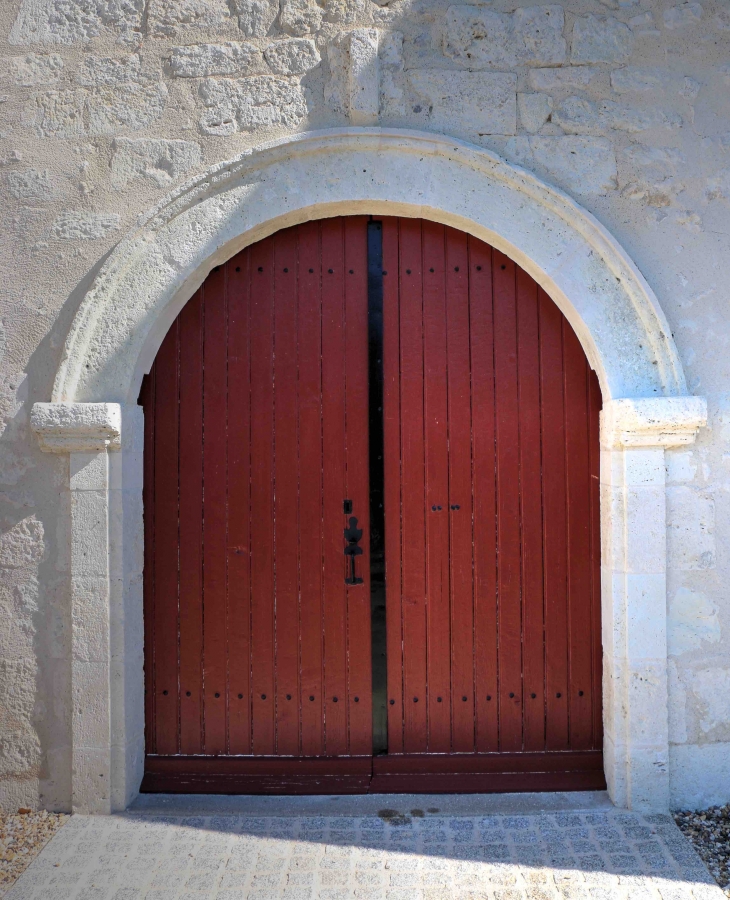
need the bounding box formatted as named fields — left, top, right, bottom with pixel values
left=399, top=218, right=428, bottom=753
left=469, top=239, right=499, bottom=754
left=564, top=323, right=593, bottom=750
left=297, top=222, right=325, bottom=757
left=422, top=221, right=450, bottom=754
left=444, top=227, right=475, bottom=753
left=539, top=287, right=570, bottom=750
left=515, top=270, right=546, bottom=753
left=321, top=218, right=348, bottom=756
left=152, top=323, right=180, bottom=754
left=589, top=370, right=603, bottom=750
left=273, top=228, right=301, bottom=755
left=344, top=216, right=372, bottom=756
left=178, top=291, right=204, bottom=755
left=250, top=237, right=276, bottom=755
left=227, top=250, right=253, bottom=755
left=493, top=250, right=523, bottom=753
left=382, top=217, right=405, bottom=754
left=202, top=267, right=229, bottom=753
left=142, top=370, right=156, bottom=754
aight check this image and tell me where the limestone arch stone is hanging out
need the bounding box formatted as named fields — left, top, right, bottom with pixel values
left=33, top=128, right=708, bottom=814
left=52, top=127, right=687, bottom=407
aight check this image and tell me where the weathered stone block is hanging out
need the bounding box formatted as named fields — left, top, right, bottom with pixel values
left=628, top=12, right=659, bottom=35
left=198, top=77, right=307, bottom=134
left=233, top=0, right=278, bottom=36
left=440, top=5, right=566, bottom=69
left=51, top=212, right=121, bottom=240
left=6, top=169, right=55, bottom=200
left=88, top=84, right=169, bottom=135
left=348, top=29, right=379, bottom=125
left=170, top=42, right=264, bottom=77
left=379, top=31, right=405, bottom=117
left=408, top=70, right=517, bottom=136
left=29, top=83, right=168, bottom=138
left=663, top=3, right=703, bottom=29
left=11, top=54, right=63, bottom=86
left=619, top=145, right=684, bottom=206
left=325, top=38, right=349, bottom=116
left=667, top=487, right=715, bottom=571
left=508, top=134, right=617, bottom=194
left=325, top=29, right=379, bottom=123
left=0, top=659, right=41, bottom=778
left=0, top=517, right=45, bottom=570
left=668, top=587, right=720, bottom=656
left=706, top=168, right=730, bottom=202
left=528, top=66, right=598, bottom=91
left=146, top=0, right=231, bottom=36
left=571, top=15, right=634, bottom=65
left=9, top=0, right=144, bottom=45
left=325, top=0, right=375, bottom=26
left=518, top=92, right=553, bottom=133
left=264, top=39, right=321, bottom=76
left=26, top=54, right=168, bottom=138
left=552, top=96, right=679, bottom=135
left=278, top=0, right=323, bottom=36
left=610, top=67, right=669, bottom=93
left=111, top=138, right=203, bottom=188
left=25, top=89, right=84, bottom=138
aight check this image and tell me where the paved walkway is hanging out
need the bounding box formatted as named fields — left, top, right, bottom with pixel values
left=5, top=794, right=724, bottom=900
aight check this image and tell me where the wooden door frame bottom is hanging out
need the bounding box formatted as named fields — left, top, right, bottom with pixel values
left=140, top=751, right=605, bottom=795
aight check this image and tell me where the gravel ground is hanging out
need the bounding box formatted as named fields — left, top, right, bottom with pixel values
left=675, top=807, right=730, bottom=898
left=0, top=810, right=67, bottom=897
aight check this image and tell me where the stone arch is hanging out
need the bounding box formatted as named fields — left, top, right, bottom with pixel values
left=32, top=128, right=707, bottom=814
left=52, top=127, right=686, bottom=407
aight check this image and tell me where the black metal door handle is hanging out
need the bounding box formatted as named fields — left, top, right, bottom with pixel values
left=344, top=515, right=364, bottom=585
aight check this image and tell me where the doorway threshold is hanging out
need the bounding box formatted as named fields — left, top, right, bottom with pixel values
left=128, top=790, right=613, bottom=817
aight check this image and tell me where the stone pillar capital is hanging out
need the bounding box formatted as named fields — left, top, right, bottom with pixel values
left=600, top=396, right=707, bottom=449
left=31, top=402, right=122, bottom=453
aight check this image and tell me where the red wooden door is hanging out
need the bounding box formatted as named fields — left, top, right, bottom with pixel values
left=141, top=215, right=603, bottom=794
left=373, top=218, right=603, bottom=792
left=141, top=218, right=373, bottom=793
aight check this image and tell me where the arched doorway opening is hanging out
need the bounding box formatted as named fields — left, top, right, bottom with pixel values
left=140, top=215, right=603, bottom=794
left=30, top=129, right=706, bottom=813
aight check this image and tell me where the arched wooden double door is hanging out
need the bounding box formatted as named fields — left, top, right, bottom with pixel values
left=140, top=217, right=604, bottom=794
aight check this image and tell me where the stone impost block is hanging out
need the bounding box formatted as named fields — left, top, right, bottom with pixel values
left=601, top=397, right=707, bottom=449
left=32, top=403, right=122, bottom=453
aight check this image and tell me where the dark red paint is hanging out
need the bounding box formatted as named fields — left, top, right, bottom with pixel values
left=141, top=216, right=603, bottom=794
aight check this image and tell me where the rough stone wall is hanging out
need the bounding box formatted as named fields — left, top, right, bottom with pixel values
left=0, top=0, right=728, bottom=811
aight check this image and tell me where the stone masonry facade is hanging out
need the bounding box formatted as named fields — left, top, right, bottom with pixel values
left=0, top=0, right=729, bottom=813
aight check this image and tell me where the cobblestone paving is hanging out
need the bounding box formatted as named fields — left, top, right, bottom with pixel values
left=5, top=809, right=724, bottom=900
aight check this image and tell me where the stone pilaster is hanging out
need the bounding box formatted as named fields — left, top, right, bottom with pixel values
left=600, top=397, right=706, bottom=811
left=31, top=403, right=121, bottom=814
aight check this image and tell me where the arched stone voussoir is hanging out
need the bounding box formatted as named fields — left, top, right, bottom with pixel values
left=52, top=127, right=688, bottom=406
